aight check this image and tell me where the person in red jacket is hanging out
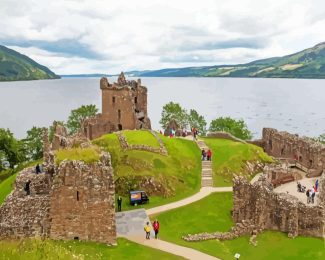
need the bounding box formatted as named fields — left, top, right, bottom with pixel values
left=207, top=149, right=212, bottom=161
left=153, top=219, right=160, bottom=239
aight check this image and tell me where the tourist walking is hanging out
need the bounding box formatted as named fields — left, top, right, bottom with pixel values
left=24, top=180, right=31, bottom=196
left=117, top=196, right=122, bottom=212
left=201, top=149, right=206, bottom=161
left=35, top=164, right=41, bottom=174
left=306, top=189, right=310, bottom=204
left=311, top=189, right=316, bottom=204
left=207, top=149, right=212, bottom=161
left=315, top=179, right=319, bottom=192
left=144, top=222, right=151, bottom=239
left=153, top=219, right=160, bottom=239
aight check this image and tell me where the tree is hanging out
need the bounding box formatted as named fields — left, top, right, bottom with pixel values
left=20, top=127, right=45, bottom=161
left=188, top=109, right=207, bottom=136
left=209, top=117, right=253, bottom=140
left=159, top=102, right=188, bottom=129
left=318, top=134, right=325, bottom=144
left=0, top=128, right=22, bottom=169
left=66, top=105, right=98, bottom=134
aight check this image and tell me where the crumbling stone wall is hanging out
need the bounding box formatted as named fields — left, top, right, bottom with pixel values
left=262, top=128, right=325, bottom=177
left=264, top=163, right=303, bottom=187
left=0, top=152, right=116, bottom=245
left=49, top=152, right=116, bottom=245
left=232, top=175, right=324, bottom=238
left=0, top=168, right=51, bottom=239
left=184, top=175, right=325, bottom=242
left=84, top=72, right=151, bottom=140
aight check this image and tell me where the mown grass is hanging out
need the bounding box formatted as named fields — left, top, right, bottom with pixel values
left=154, top=192, right=324, bottom=260
left=0, top=238, right=183, bottom=260
left=123, top=130, right=160, bottom=148
left=203, top=138, right=273, bottom=186
left=55, top=147, right=100, bottom=165
left=93, top=131, right=201, bottom=211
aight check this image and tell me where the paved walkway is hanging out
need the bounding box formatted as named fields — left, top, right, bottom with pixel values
left=146, top=186, right=232, bottom=216
left=128, top=235, right=219, bottom=260
left=116, top=138, right=230, bottom=259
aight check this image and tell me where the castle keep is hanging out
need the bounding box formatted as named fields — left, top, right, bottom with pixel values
left=83, top=72, right=151, bottom=140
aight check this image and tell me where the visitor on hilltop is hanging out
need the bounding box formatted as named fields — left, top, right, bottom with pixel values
left=144, top=222, right=151, bottom=239
left=201, top=149, right=206, bottom=161
left=207, top=149, right=212, bottom=161
left=35, top=164, right=41, bottom=174
left=117, top=196, right=122, bottom=212
left=24, top=180, right=31, bottom=196
left=311, top=189, right=316, bottom=204
left=306, top=189, right=310, bottom=204
left=169, top=128, right=173, bottom=138
left=315, top=179, right=319, bottom=192
left=153, top=219, right=160, bottom=239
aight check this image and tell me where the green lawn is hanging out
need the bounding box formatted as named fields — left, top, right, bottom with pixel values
left=55, top=147, right=100, bottom=165
left=0, top=173, right=17, bottom=205
left=154, top=192, right=324, bottom=260
left=0, top=238, right=183, bottom=260
left=123, top=130, right=160, bottom=148
left=93, top=132, right=201, bottom=211
left=203, top=138, right=273, bottom=186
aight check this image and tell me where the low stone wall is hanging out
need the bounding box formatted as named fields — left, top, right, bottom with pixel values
left=116, top=130, right=168, bottom=156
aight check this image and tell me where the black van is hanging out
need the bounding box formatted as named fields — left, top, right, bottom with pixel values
left=130, top=190, right=149, bottom=205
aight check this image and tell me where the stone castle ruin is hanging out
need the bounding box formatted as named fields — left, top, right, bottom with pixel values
left=83, top=72, right=151, bottom=140
left=184, top=128, right=325, bottom=243
left=0, top=126, right=116, bottom=245
left=261, top=128, right=325, bottom=177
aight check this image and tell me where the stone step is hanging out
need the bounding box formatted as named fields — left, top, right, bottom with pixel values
left=201, top=180, right=213, bottom=187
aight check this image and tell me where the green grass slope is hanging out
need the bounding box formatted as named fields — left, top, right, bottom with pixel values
left=0, top=45, right=60, bottom=81
left=0, top=238, right=183, bottom=260
left=134, top=42, right=325, bottom=79
left=154, top=193, right=324, bottom=260
left=203, top=138, right=273, bottom=186
left=0, top=173, right=17, bottom=205
left=93, top=131, right=201, bottom=211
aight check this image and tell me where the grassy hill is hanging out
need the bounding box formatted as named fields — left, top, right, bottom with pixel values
left=0, top=45, right=59, bottom=81
left=132, top=42, right=325, bottom=79
left=93, top=131, right=202, bottom=210
left=203, top=138, right=273, bottom=186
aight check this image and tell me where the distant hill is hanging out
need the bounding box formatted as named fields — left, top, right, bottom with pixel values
left=130, top=42, right=325, bottom=79
left=0, top=45, right=59, bottom=81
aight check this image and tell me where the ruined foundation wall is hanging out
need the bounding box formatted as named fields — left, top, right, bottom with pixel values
left=262, top=128, right=325, bottom=176
left=49, top=154, right=116, bottom=244
left=232, top=176, right=324, bottom=238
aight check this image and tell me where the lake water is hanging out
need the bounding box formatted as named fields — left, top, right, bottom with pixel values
left=0, top=77, right=324, bottom=139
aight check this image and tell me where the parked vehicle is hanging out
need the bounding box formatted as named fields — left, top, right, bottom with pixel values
left=130, top=190, right=149, bottom=206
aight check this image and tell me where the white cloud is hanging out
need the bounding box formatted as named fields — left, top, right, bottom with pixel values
left=1, top=0, right=325, bottom=74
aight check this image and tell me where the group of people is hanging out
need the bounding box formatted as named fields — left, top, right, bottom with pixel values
left=305, top=179, right=319, bottom=204
left=144, top=220, right=160, bottom=239
left=201, top=149, right=212, bottom=161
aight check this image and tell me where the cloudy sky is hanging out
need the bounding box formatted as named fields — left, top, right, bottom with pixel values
left=1, top=0, right=325, bottom=74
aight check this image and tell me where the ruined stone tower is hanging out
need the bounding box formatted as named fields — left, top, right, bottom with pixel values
left=83, top=72, right=151, bottom=140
